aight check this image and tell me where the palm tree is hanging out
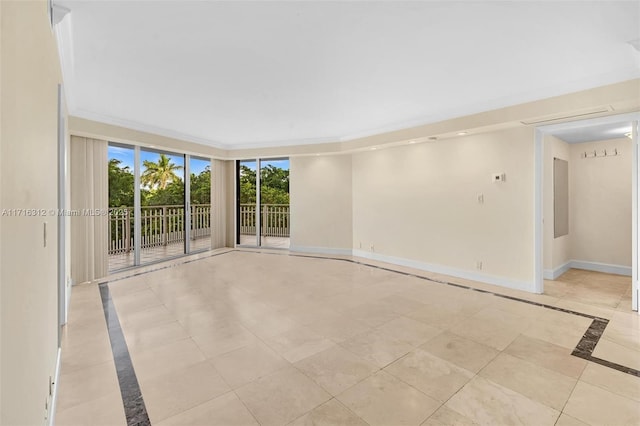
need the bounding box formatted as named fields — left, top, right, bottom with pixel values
left=141, top=154, right=182, bottom=190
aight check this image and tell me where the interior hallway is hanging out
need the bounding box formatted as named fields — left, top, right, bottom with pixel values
left=55, top=250, right=640, bottom=426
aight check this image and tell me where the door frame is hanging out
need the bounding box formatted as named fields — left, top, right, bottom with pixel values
left=108, top=143, right=211, bottom=271
left=236, top=158, right=261, bottom=247
left=235, top=157, right=290, bottom=248
left=534, top=112, right=639, bottom=312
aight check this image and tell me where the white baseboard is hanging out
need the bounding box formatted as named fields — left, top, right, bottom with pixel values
left=544, top=261, right=572, bottom=280
left=570, top=260, right=632, bottom=276
left=289, top=245, right=353, bottom=257
left=545, top=260, right=632, bottom=279
left=47, top=347, right=62, bottom=426
left=351, top=249, right=533, bottom=292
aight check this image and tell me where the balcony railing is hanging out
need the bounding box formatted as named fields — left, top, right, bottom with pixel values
left=239, top=204, right=290, bottom=238
left=108, top=204, right=211, bottom=255
left=108, top=203, right=290, bottom=255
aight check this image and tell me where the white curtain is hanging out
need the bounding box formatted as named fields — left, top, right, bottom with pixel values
left=70, top=135, right=108, bottom=283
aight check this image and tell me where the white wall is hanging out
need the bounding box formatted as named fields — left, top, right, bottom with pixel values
left=1, top=1, right=62, bottom=424
left=569, top=138, right=632, bottom=269
left=543, top=135, right=571, bottom=278
left=290, top=155, right=353, bottom=252
left=352, top=126, right=535, bottom=289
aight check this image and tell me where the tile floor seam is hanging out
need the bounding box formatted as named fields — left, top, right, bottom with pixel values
left=556, top=377, right=585, bottom=426
left=601, top=334, right=640, bottom=354
left=290, top=346, right=385, bottom=397
left=283, top=397, right=371, bottom=426
left=230, top=388, right=262, bottom=426
left=381, top=351, right=468, bottom=405
left=423, top=369, right=481, bottom=424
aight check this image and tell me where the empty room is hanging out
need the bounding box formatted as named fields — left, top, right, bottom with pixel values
left=1, top=1, right=639, bottom=426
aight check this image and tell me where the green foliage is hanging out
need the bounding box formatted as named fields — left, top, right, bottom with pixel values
left=239, top=164, right=289, bottom=205
left=108, top=159, right=134, bottom=207
left=190, top=166, right=211, bottom=204
left=143, top=179, right=184, bottom=206
left=109, top=158, right=211, bottom=207
left=108, top=157, right=286, bottom=208
left=141, top=154, right=183, bottom=190
left=239, top=165, right=257, bottom=204
left=260, top=165, right=289, bottom=194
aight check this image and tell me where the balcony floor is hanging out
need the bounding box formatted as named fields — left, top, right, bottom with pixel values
left=108, top=237, right=212, bottom=272
left=239, top=235, right=290, bottom=249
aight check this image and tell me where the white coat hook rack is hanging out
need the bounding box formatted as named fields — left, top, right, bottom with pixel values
left=581, top=147, right=618, bottom=159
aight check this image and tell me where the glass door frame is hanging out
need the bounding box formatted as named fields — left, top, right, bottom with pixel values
left=236, top=158, right=261, bottom=247
left=108, top=142, right=211, bottom=271
left=235, top=157, right=290, bottom=249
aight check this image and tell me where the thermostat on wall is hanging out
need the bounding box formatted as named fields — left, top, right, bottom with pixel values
left=492, top=173, right=506, bottom=182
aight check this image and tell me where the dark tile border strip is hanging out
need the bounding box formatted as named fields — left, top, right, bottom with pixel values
left=99, top=284, right=151, bottom=426
left=235, top=249, right=640, bottom=378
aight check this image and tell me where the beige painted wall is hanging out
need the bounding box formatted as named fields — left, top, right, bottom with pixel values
left=543, top=135, right=571, bottom=272
left=352, top=127, right=535, bottom=286
left=290, top=155, right=353, bottom=251
left=569, top=138, right=632, bottom=267
left=1, top=1, right=62, bottom=424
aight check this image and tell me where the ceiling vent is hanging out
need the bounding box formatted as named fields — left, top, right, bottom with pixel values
left=520, top=105, right=614, bottom=125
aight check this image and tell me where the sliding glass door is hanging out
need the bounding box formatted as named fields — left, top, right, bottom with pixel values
left=108, top=144, right=136, bottom=270
left=238, top=160, right=258, bottom=246
left=108, top=143, right=212, bottom=271
left=140, top=149, right=185, bottom=264
left=189, top=156, right=212, bottom=252
left=260, top=158, right=290, bottom=248
left=237, top=158, right=290, bottom=248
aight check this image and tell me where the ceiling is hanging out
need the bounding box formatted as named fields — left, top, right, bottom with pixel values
left=55, top=1, right=640, bottom=149
left=551, top=122, right=633, bottom=144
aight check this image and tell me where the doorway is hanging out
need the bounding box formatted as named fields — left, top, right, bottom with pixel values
left=535, top=113, right=639, bottom=312
left=236, top=158, right=290, bottom=248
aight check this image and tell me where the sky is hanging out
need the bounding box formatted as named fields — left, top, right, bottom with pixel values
left=240, top=159, right=290, bottom=171
left=109, top=145, right=291, bottom=175
left=108, top=145, right=209, bottom=175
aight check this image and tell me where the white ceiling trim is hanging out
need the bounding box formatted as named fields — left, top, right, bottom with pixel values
left=71, top=108, right=229, bottom=149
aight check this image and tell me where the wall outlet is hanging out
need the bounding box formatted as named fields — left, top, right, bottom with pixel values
left=359, top=241, right=362, bottom=249
left=477, top=193, right=484, bottom=204
left=476, top=261, right=483, bottom=270
left=370, top=245, right=375, bottom=252
left=492, top=173, right=506, bottom=182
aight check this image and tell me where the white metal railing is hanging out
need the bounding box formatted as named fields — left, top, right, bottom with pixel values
left=239, top=204, right=290, bottom=237
left=108, top=204, right=211, bottom=255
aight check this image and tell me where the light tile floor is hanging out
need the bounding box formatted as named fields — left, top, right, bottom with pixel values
left=56, top=251, right=640, bottom=426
